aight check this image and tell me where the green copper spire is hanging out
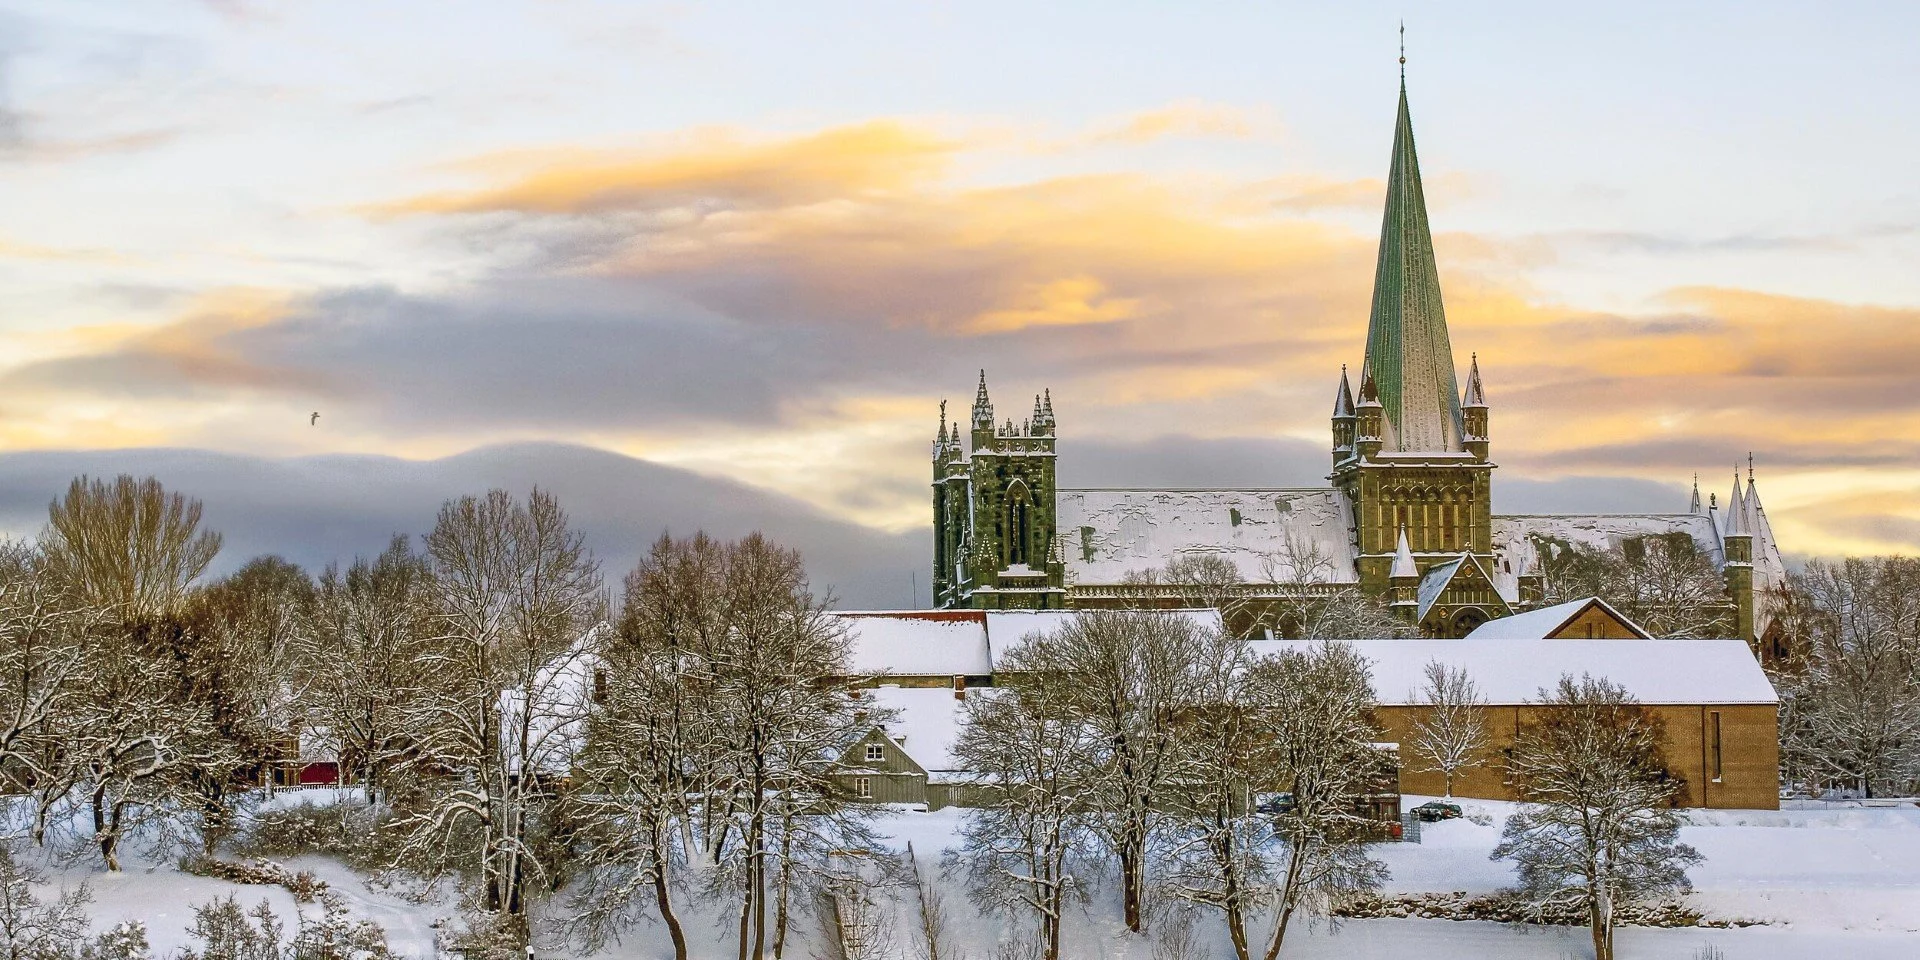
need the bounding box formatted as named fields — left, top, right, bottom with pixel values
left=1362, top=77, right=1463, bottom=452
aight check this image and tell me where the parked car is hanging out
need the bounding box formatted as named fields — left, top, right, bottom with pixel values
left=1254, top=792, right=1295, bottom=815
left=1410, top=800, right=1463, bottom=822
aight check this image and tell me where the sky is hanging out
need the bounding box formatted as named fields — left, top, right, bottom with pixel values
left=2, top=0, right=1918, bottom=598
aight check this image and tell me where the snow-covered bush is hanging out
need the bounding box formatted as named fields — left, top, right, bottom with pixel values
left=176, top=896, right=285, bottom=960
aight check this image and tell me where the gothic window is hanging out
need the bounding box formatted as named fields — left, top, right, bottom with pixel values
left=1005, top=481, right=1032, bottom=567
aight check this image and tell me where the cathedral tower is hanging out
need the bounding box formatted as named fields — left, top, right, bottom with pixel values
left=1330, top=73, right=1500, bottom=636
left=932, top=373, right=1066, bottom=609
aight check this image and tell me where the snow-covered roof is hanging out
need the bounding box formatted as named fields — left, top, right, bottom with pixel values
left=1465, top=597, right=1651, bottom=640
left=1491, top=513, right=1726, bottom=599
left=837, top=611, right=992, bottom=677
left=983, top=608, right=1225, bottom=667
left=1247, top=638, right=1777, bottom=706
left=862, top=684, right=979, bottom=773
left=833, top=608, right=1224, bottom=676
left=1056, top=488, right=1358, bottom=586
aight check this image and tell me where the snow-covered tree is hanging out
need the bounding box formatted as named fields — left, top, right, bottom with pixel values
left=299, top=537, right=435, bottom=804
left=1410, top=660, right=1490, bottom=797
left=1772, top=557, right=1920, bottom=797
left=0, top=841, right=92, bottom=960
left=1245, top=640, right=1390, bottom=957
left=1161, top=639, right=1389, bottom=960
left=387, top=488, right=604, bottom=919
left=568, top=531, right=866, bottom=960
left=949, top=672, right=1096, bottom=960
left=1492, top=674, right=1702, bottom=960
left=1157, top=632, right=1271, bottom=960
left=1008, top=609, right=1214, bottom=932
left=1533, top=532, right=1732, bottom=639
left=0, top=542, right=98, bottom=842
left=697, top=534, right=863, bottom=960
left=565, top=534, right=723, bottom=960
left=1262, top=536, right=1407, bottom=640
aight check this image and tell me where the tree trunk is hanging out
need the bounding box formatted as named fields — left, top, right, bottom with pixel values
left=652, top=819, right=689, bottom=960
left=750, top=815, right=767, bottom=960
left=93, top=785, right=120, bottom=872
left=1119, top=829, right=1144, bottom=932
left=1263, top=849, right=1308, bottom=960
left=773, top=809, right=793, bottom=959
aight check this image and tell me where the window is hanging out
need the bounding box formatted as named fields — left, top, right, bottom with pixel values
left=854, top=777, right=872, bottom=799
left=866, top=744, right=884, bottom=762
left=1710, top=711, right=1724, bottom=783
left=592, top=669, right=607, bottom=704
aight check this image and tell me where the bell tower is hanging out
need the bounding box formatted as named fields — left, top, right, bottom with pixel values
left=1330, top=71, right=1498, bottom=633
left=932, top=372, right=1066, bottom=610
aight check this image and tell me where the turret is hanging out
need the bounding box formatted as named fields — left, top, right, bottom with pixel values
left=1722, top=465, right=1755, bottom=644
left=970, top=370, right=994, bottom=449
left=1461, top=353, right=1489, bottom=461
left=1332, top=365, right=1358, bottom=465
left=1389, top=527, right=1420, bottom=624
left=1355, top=362, right=1385, bottom=461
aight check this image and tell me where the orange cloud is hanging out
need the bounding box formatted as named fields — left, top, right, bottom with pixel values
left=375, top=121, right=958, bottom=216
left=1090, top=101, right=1259, bottom=143
left=20, top=116, right=1920, bottom=558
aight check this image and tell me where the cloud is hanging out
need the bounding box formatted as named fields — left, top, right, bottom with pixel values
left=376, top=121, right=958, bottom=217
left=10, top=117, right=1920, bottom=557
left=1088, top=102, right=1259, bottom=144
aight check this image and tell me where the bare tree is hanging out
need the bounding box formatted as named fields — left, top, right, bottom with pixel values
left=699, top=534, right=862, bottom=960
left=1007, top=610, right=1212, bottom=932
left=1157, top=631, right=1271, bottom=960
left=388, top=488, right=604, bottom=920
left=1262, top=536, right=1406, bottom=641
left=0, top=841, right=92, bottom=960
left=299, top=537, right=435, bottom=804
left=1493, top=675, right=1702, bottom=960
left=0, top=542, right=97, bottom=840
left=1772, top=557, right=1920, bottom=797
left=565, top=535, right=719, bottom=960
left=1533, top=533, right=1732, bottom=639
left=1247, top=641, right=1390, bottom=958
left=903, top=841, right=956, bottom=960
left=949, top=674, right=1097, bottom=960
left=567, top=532, right=864, bottom=960
left=43, top=475, right=221, bottom=621
left=1409, top=661, right=1490, bottom=797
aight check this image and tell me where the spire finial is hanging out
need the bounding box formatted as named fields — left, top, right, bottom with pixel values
left=1748, top=452, right=1754, bottom=482
left=1399, top=20, right=1406, bottom=78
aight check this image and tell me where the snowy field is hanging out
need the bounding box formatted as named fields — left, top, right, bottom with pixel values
left=25, top=792, right=1920, bottom=960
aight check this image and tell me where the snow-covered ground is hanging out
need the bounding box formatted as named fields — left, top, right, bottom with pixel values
left=25, top=793, right=1920, bottom=960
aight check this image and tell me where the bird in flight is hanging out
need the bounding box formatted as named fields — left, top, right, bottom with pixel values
left=310, top=411, right=320, bottom=426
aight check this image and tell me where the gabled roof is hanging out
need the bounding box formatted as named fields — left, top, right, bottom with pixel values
left=1466, top=596, right=1652, bottom=640
left=1415, top=552, right=1509, bottom=624
left=862, top=685, right=980, bottom=774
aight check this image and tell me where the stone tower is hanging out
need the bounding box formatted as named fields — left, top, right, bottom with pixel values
left=932, top=372, right=1067, bottom=609
left=1330, top=76, right=1499, bottom=635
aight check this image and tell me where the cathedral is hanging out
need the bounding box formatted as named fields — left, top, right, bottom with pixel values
left=929, top=76, right=1788, bottom=646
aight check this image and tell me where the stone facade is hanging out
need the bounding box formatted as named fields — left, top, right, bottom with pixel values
left=930, top=76, right=1787, bottom=646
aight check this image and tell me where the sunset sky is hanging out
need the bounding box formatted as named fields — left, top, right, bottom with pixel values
left=3, top=0, right=1918, bottom=590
